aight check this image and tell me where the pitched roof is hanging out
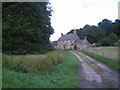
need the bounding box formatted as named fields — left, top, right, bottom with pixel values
left=73, top=38, right=89, bottom=45
left=58, top=33, right=78, bottom=41
left=52, top=41, right=57, bottom=46
left=74, top=38, right=83, bottom=44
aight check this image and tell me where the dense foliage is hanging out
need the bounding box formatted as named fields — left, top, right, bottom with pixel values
left=2, top=2, right=54, bottom=54
left=67, top=19, right=119, bottom=46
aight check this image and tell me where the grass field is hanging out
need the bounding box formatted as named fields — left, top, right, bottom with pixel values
left=2, top=51, right=80, bottom=88
left=85, top=47, right=118, bottom=60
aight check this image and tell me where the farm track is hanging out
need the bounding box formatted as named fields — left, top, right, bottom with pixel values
left=71, top=51, right=119, bottom=88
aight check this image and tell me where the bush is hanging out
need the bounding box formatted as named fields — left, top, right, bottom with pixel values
left=74, top=45, right=77, bottom=50
left=97, top=33, right=118, bottom=46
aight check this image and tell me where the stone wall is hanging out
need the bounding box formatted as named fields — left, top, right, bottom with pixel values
left=55, top=39, right=92, bottom=50
left=57, top=40, right=72, bottom=49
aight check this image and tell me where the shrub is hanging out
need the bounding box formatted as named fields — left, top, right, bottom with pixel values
left=74, top=45, right=77, bottom=50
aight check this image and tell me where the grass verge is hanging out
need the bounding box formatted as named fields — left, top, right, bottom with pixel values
left=2, top=51, right=80, bottom=88
left=80, top=50, right=120, bottom=71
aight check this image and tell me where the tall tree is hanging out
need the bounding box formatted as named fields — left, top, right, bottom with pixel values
left=98, top=19, right=113, bottom=36
left=2, top=2, right=54, bottom=54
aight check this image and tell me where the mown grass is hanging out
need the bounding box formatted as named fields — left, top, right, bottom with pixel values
left=2, top=51, right=80, bottom=88
left=80, top=50, right=120, bottom=71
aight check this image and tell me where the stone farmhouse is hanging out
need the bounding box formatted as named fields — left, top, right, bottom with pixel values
left=52, top=29, right=92, bottom=50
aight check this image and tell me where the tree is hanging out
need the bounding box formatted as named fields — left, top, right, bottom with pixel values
left=108, top=33, right=118, bottom=45
left=67, top=19, right=119, bottom=46
left=98, top=33, right=118, bottom=46
left=98, top=19, right=113, bottom=36
left=2, top=2, right=54, bottom=55
left=112, top=19, right=120, bottom=39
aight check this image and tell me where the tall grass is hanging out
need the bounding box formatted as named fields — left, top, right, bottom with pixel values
left=2, top=51, right=66, bottom=73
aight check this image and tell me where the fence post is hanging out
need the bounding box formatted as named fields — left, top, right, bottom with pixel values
left=102, top=51, right=103, bottom=57
left=100, top=52, right=102, bottom=56
left=96, top=51, right=98, bottom=55
left=109, top=52, right=111, bottom=59
left=95, top=50, right=97, bottom=55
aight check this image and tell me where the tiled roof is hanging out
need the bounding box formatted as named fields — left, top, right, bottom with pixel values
left=57, top=33, right=89, bottom=45
left=52, top=41, right=57, bottom=46
left=74, top=38, right=83, bottom=44
left=58, top=33, right=78, bottom=41
left=73, top=38, right=89, bottom=45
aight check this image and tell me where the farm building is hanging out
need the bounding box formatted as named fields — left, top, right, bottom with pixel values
left=52, top=29, right=92, bottom=50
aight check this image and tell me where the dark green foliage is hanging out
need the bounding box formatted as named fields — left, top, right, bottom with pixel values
left=74, top=44, right=77, bottom=50
left=67, top=19, right=119, bottom=46
left=98, top=19, right=113, bottom=35
left=98, top=33, right=118, bottom=46
left=2, top=2, right=54, bottom=55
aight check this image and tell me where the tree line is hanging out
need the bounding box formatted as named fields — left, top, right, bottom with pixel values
left=2, top=2, right=54, bottom=55
left=67, top=19, right=119, bottom=46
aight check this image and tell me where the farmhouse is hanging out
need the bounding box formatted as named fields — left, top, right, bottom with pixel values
left=52, top=29, right=91, bottom=50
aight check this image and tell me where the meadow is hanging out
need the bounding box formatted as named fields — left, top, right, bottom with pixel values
left=2, top=51, right=80, bottom=88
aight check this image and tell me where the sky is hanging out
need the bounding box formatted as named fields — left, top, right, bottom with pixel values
left=49, top=0, right=119, bottom=42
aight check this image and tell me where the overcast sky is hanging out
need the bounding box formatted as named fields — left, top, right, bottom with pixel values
left=49, top=0, right=119, bottom=42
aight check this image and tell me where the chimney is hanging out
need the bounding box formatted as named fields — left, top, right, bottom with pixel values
left=73, top=29, right=76, bottom=34
left=84, top=36, right=87, bottom=40
left=61, top=33, right=63, bottom=36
